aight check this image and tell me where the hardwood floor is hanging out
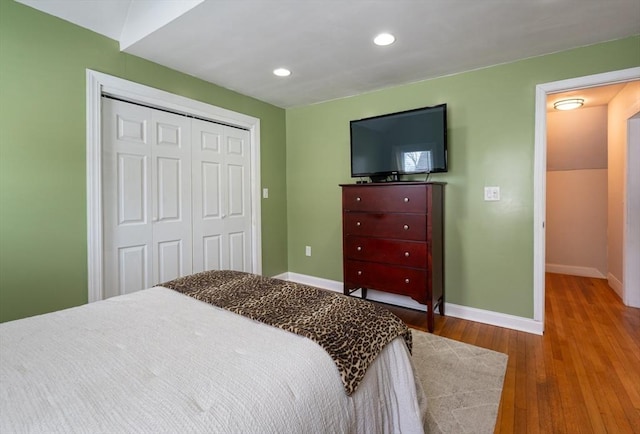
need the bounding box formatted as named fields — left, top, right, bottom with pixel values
left=377, top=273, right=640, bottom=433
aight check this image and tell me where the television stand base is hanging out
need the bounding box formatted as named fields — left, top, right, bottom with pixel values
left=369, top=174, right=399, bottom=183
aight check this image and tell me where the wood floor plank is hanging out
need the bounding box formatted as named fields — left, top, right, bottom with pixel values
left=498, top=331, right=517, bottom=433
left=531, top=331, right=554, bottom=434
left=376, top=273, right=640, bottom=433
left=541, top=326, right=566, bottom=434
left=524, top=333, right=542, bottom=434
left=567, top=332, right=606, bottom=433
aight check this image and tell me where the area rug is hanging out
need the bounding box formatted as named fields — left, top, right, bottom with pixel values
left=411, top=329, right=508, bottom=434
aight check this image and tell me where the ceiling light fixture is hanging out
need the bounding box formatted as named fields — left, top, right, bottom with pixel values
left=374, top=33, right=395, bottom=46
left=553, top=98, right=584, bottom=111
left=273, top=68, right=291, bottom=77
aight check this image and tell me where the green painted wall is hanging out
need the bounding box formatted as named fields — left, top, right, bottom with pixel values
left=0, top=0, right=288, bottom=322
left=286, top=36, right=640, bottom=318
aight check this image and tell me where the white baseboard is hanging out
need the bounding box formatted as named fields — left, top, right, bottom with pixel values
left=275, top=272, right=543, bottom=335
left=607, top=273, right=623, bottom=299
left=445, top=303, right=543, bottom=335
left=273, top=272, right=343, bottom=292
left=545, top=263, right=606, bottom=279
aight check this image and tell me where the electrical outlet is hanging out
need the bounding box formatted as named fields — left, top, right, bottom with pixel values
left=484, top=186, right=500, bottom=201
left=305, top=246, right=312, bottom=257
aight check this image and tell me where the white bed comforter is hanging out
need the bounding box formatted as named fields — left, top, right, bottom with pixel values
left=0, top=287, right=426, bottom=433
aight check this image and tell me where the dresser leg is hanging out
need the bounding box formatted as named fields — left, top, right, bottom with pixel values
left=426, top=302, right=434, bottom=332
left=361, top=287, right=368, bottom=299
left=437, top=296, right=444, bottom=316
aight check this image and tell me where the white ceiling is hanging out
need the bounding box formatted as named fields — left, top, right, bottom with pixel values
left=17, top=0, right=640, bottom=108
left=547, top=83, right=630, bottom=112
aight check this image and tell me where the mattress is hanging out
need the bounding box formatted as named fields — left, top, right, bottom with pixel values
left=0, top=287, right=426, bottom=433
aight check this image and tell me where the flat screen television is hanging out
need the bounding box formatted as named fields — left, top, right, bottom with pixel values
left=350, top=103, right=447, bottom=181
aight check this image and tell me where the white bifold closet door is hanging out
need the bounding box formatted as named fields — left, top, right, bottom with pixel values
left=102, top=98, right=252, bottom=299
left=191, top=119, right=252, bottom=273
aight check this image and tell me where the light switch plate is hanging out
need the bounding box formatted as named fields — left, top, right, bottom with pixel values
left=262, top=188, right=269, bottom=199
left=484, top=186, right=500, bottom=201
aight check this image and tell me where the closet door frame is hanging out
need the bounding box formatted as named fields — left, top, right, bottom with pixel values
left=86, top=69, right=262, bottom=303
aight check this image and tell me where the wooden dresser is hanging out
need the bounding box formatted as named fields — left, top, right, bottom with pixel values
left=340, top=182, right=444, bottom=332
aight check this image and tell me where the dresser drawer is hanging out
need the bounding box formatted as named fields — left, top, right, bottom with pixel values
left=342, top=185, right=427, bottom=213
left=344, top=260, right=427, bottom=303
left=345, top=236, right=426, bottom=267
left=343, top=212, right=427, bottom=240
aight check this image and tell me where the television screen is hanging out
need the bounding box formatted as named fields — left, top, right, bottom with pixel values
left=350, top=104, right=447, bottom=179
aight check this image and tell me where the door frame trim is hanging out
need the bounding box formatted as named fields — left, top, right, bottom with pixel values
left=533, top=66, right=640, bottom=328
left=86, top=69, right=262, bottom=302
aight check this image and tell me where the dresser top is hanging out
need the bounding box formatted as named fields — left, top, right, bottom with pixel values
left=340, top=181, right=446, bottom=187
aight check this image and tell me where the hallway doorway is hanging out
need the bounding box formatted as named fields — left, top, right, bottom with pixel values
left=533, top=67, right=640, bottom=331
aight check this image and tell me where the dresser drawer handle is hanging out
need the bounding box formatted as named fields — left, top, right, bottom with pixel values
left=403, top=197, right=410, bottom=203
left=356, top=221, right=361, bottom=227
left=357, top=271, right=362, bottom=276
left=403, top=224, right=410, bottom=230
left=356, top=197, right=361, bottom=202
left=356, top=246, right=362, bottom=251
left=404, top=252, right=410, bottom=257
left=404, top=278, right=410, bottom=284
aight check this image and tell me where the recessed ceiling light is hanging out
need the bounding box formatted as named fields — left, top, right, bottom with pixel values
left=553, top=98, right=584, bottom=110
left=273, top=68, right=291, bottom=77
left=374, top=33, right=395, bottom=46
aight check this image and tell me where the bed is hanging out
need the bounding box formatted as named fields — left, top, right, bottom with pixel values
left=0, top=271, right=427, bottom=433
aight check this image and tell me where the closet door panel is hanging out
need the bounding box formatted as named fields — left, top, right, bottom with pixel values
left=117, top=112, right=147, bottom=144
left=156, top=122, right=181, bottom=147
left=228, top=231, right=246, bottom=271
left=103, top=99, right=153, bottom=299
left=192, top=120, right=225, bottom=273
left=157, top=240, right=183, bottom=282
left=117, top=153, right=147, bottom=225
left=227, top=164, right=246, bottom=218
left=193, top=122, right=251, bottom=273
left=226, top=134, right=245, bottom=156
left=202, top=161, right=222, bottom=218
left=203, top=235, right=223, bottom=270
left=118, top=245, right=149, bottom=295
left=156, top=156, right=181, bottom=221
left=223, top=126, right=252, bottom=272
left=151, top=110, right=192, bottom=284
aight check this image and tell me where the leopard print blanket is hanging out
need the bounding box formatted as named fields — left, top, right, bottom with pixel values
left=161, top=270, right=412, bottom=395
